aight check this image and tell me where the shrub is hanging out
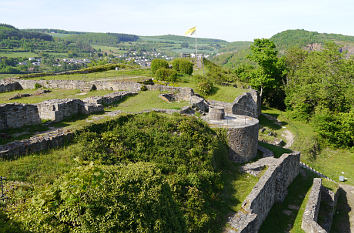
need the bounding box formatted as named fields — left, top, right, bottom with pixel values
left=34, top=83, right=42, bottom=89
left=15, top=163, right=186, bottom=233
left=151, top=59, right=169, bottom=74
left=172, top=58, right=194, bottom=75
left=140, top=85, right=148, bottom=91
left=155, top=68, right=177, bottom=82
left=197, top=80, right=214, bottom=95
left=75, top=113, right=224, bottom=232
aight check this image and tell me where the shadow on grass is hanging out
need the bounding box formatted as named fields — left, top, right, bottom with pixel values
left=259, top=170, right=315, bottom=233
left=212, top=143, right=246, bottom=232
left=330, top=188, right=351, bottom=233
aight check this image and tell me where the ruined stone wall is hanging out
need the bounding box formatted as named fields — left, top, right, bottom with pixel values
left=0, top=80, right=23, bottom=93
left=37, top=99, right=82, bottom=122
left=0, top=128, right=75, bottom=160
left=227, top=120, right=259, bottom=163
left=17, top=79, right=142, bottom=92
left=83, top=91, right=137, bottom=106
left=226, top=152, right=300, bottom=233
left=0, top=103, right=41, bottom=130
left=232, top=91, right=260, bottom=118
left=146, top=85, right=194, bottom=101
left=301, top=178, right=340, bottom=233
left=208, top=100, right=233, bottom=114
left=301, top=178, right=327, bottom=233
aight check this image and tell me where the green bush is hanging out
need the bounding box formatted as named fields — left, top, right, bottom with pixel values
left=75, top=113, right=224, bottom=232
left=155, top=68, right=177, bottom=82
left=312, top=110, right=354, bottom=148
left=140, top=85, right=148, bottom=91
left=172, top=58, right=194, bottom=75
left=151, top=59, right=169, bottom=74
left=197, top=80, right=214, bottom=95
left=34, top=83, right=42, bottom=89
left=14, top=163, right=185, bottom=233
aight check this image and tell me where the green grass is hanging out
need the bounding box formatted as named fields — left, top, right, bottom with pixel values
left=107, top=90, right=189, bottom=112
left=0, top=89, right=114, bottom=104
left=0, top=51, right=38, bottom=58
left=0, top=74, right=19, bottom=79
left=0, top=144, right=77, bottom=185
left=27, top=68, right=153, bottom=81
left=91, top=45, right=125, bottom=55
left=261, top=107, right=354, bottom=185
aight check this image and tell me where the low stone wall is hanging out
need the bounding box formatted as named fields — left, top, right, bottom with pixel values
left=227, top=120, right=259, bottom=163
left=301, top=178, right=327, bottom=233
left=232, top=91, right=260, bottom=118
left=146, top=85, right=194, bottom=101
left=0, top=103, right=41, bottom=130
left=301, top=178, right=340, bottom=233
left=0, top=128, right=75, bottom=160
left=226, top=152, right=300, bottom=233
left=83, top=91, right=137, bottom=106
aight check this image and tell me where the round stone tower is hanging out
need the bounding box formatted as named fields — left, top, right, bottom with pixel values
left=206, top=107, right=259, bottom=163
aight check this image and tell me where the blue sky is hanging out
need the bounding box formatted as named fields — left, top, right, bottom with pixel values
left=1, top=0, right=353, bottom=41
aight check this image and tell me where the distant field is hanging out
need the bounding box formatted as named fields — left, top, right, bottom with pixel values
left=0, top=89, right=113, bottom=104
left=27, top=68, right=153, bottom=81
left=91, top=45, right=125, bottom=55
left=0, top=51, right=38, bottom=58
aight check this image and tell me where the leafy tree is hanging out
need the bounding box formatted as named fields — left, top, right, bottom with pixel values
left=247, top=38, right=287, bottom=107
left=155, top=68, right=177, bottom=82
left=172, top=58, right=194, bottom=75
left=151, top=59, right=169, bottom=74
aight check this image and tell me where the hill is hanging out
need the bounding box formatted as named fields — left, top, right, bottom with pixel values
left=0, top=24, right=53, bottom=41
left=270, top=29, right=354, bottom=51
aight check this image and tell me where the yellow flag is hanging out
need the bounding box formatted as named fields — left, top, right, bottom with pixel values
left=185, top=26, right=196, bottom=36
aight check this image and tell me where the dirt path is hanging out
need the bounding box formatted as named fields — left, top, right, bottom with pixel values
left=262, top=113, right=295, bottom=148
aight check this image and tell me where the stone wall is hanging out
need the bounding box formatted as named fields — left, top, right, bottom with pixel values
left=301, top=178, right=327, bottom=233
left=301, top=178, right=340, bottom=233
left=83, top=91, right=137, bottom=106
left=226, top=152, right=300, bottom=233
left=0, top=103, right=41, bottom=130
left=232, top=91, right=260, bottom=118
left=208, top=100, right=233, bottom=114
left=11, top=79, right=194, bottom=102
left=0, top=80, right=23, bottom=93
left=227, top=120, right=259, bottom=163
left=37, top=99, right=83, bottom=122
left=0, top=128, right=75, bottom=160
